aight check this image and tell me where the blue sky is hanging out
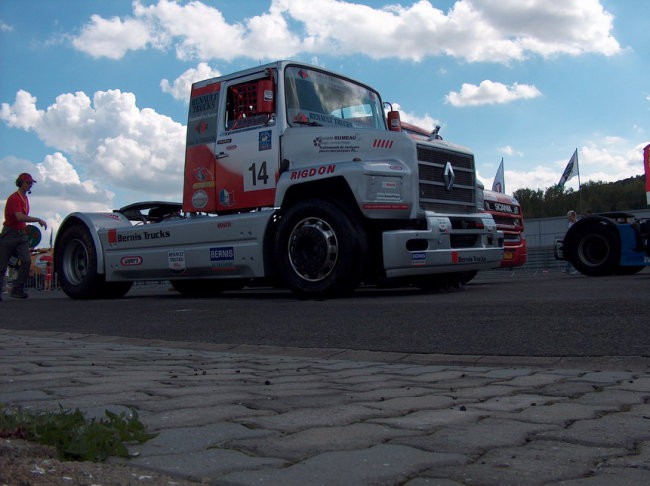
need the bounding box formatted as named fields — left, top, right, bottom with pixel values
left=1, top=0, right=649, bottom=234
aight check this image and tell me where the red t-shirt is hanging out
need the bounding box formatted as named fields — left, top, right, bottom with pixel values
left=3, top=191, right=29, bottom=230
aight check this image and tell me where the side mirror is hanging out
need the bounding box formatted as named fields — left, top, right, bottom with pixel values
left=387, top=110, right=401, bottom=132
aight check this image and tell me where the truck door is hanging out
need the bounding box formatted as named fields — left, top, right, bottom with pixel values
left=183, top=81, right=221, bottom=213
left=215, top=74, right=278, bottom=212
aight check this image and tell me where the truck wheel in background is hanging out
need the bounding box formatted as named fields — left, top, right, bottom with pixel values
left=275, top=199, right=367, bottom=298
left=564, top=220, right=620, bottom=276
left=56, top=224, right=132, bottom=299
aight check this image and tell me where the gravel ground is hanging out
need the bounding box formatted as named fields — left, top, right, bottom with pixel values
left=0, top=439, right=201, bottom=485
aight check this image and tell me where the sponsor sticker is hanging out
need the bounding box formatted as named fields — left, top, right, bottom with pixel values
left=259, top=130, right=272, bottom=151
left=210, top=247, right=235, bottom=261
left=412, top=252, right=426, bottom=265
left=120, top=256, right=143, bottom=266
left=168, top=250, right=186, bottom=273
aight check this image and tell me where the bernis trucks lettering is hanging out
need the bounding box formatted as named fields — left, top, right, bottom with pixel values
left=54, top=61, right=503, bottom=299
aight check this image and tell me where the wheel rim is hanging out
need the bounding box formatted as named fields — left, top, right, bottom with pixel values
left=62, top=238, right=90, bottom=285
left=577, top=233, right=610, bottom=267
left=287, top=217, right=338, bottom=282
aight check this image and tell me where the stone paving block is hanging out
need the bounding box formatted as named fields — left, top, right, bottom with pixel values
left=224, top=422, right=421, bottom=461
left=238, top=404, right=388, bottom=433
left=493, top=372, right=567, bottom=388
left=612, top=375, right=650, bottom=393
left=467, top=393, right=554, bottom=412
left=536, top=411, right=650, bottom=448
left=126, top=446, right=287, bottom=480
left=571, top=389, right=645, bottom=408
left=554, top=467, right=650, bottom=485
left=492, top=401, right=613, bottom=425
left=391, top=417, right=559, bottom=455
left=536, top=381, right=615, bottom=398
left=371, top=407, right=483, bottom=431
left=360, top=394, right=456, bottom=413
left=604, top=440, right=650, bottom=470
left=434, top=440, right=626, bottom=486
left=132, top=423, right=273, bottom=456
left=570, top=371, right=637, bottom=384
left=345, top=385, right=436, bottom=402
left=218, top=444, right=466, bottom=485
left=404, top=478, right=466, bottom=486
left=443, top=384, right=525, bottom=401
left=474, top=368, right=534, bottom=379
left=0, top=390, right=50, bottom=403
left=144, top=404, right=273, bottom=429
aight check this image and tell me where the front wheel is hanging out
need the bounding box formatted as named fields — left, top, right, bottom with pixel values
left=56, top=224, right=132, bottom=299
left=275, top=199, right=367, bottom=298
left=565, top=221, right=620, bottom=276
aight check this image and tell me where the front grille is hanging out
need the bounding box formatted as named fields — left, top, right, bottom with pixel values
left=417, top=144, right=476, bottom=213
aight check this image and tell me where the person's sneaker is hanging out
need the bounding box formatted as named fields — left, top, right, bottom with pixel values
left=10, top=289, right=28, bottom=299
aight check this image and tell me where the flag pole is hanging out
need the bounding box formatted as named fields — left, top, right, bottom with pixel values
left=576, top=148, right=582, bottom=214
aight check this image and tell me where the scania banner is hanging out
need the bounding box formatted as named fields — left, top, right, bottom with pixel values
left=644, top=144, right=650, bottom=205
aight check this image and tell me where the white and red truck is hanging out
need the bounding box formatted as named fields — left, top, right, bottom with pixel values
left=54, top=61, right=503, bottom=298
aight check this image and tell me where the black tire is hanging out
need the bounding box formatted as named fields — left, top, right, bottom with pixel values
left=564, top=220, right=620, bottom=276
left=459, top=270, right=478, bottom=285
left=170, top=279, right=244, bottom=297
left=56, top=224, right=132, bottom=299
left=275, top=199, right=367, bottom=298
left=614, top=265, right=645, bottom=275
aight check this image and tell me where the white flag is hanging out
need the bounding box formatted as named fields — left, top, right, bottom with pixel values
left=558, top=149, right=579, bottom=188
left=491, top=158, right=505, bottom=193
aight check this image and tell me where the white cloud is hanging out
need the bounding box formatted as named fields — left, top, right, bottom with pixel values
left=499, top=145, right=523, bottom=157
left=446, top=80, right=541, bottom=107
left=72, top=14, right=152, bottom=60
left=497, top=140, right=650, bottom=192
left=69, top=0, right=620, bottom=63
left=0, top=154, right=114, bottom=234
left=0, top=20, right=13, bottom=32
left=161, top=62, right=221, bottom=101
left=0, top=89, right=186, bottom=198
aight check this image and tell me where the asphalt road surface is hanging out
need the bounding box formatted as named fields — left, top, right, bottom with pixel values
left=2, top=270, right=648, bottom=358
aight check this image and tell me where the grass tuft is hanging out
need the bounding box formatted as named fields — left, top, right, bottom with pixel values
left=0, top=405, right=157, bottom=462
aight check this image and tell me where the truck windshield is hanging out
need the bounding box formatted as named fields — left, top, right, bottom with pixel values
left=284, top=66, right=385, bottom=130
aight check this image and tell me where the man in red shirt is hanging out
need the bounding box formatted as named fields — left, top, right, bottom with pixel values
left=0, top=173, right=48, bottom=299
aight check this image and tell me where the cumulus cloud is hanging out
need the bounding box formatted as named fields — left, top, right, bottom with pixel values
left=69, top=0, right=620, bottom=63
left=0, top=153, right=114, bottom=233
left=0, top=89, right=186, bottom=199
left=446, top=80, right=542, bottom=107
left=493, top=140, right=650, bottom=192
left=0, top=20, right=13, bottom=32
left=499, top=145, right=523, bottom=157
left=161, top=62, right=221, bottom=101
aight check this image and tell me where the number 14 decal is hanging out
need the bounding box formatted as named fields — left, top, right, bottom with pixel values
left=248, top=161, right=269, bottom=186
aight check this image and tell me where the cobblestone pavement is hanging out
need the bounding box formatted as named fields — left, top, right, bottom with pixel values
left=1, top=329, right=649, bottom=485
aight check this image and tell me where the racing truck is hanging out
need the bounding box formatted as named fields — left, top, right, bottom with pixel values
left=54, top=60, right=503, bottom=299
left=555, top=212, right=650, bottom=276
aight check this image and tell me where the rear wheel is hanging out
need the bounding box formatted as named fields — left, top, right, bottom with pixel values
left=275, top=199, right=367, bottom=298
left=56, top=224, right=132, bottom=299
left=565, top=221, right=620, bottom=276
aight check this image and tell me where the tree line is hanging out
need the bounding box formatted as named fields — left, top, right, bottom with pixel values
left=512, top=175, right=647, bottom=219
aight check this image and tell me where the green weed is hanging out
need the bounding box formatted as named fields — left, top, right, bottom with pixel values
left=0, top=405, right=157, bottom=462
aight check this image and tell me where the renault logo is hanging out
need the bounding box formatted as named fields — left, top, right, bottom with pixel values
left=443, top=161, right=455, bottom=191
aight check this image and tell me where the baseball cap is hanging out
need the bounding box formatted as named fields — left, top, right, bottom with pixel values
left=18, top=173, right=36, bottom=183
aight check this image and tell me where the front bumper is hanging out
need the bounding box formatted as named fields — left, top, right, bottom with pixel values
left=382, top=212, right=504, bottom=278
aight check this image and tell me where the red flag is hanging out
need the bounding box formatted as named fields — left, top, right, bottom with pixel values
left=644, top=144, right=650, bottom=205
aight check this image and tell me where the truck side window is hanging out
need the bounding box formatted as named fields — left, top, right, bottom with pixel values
left=225, top=80, right=274, bottom=131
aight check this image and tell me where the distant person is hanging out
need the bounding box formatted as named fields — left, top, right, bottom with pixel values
left=0, top=173, right=48, bottom=300
left=564, top=210, right=577, bottom=274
